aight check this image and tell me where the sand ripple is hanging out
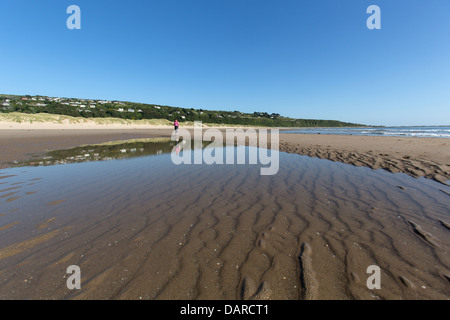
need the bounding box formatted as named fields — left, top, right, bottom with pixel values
left=0, top=151, right=449, bottom=300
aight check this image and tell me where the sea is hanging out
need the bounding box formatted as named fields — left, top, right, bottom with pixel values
left=282, top=126, right=450, bottom=138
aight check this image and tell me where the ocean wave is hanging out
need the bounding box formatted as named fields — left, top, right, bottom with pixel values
left=285, top=127, right=450, bottom=138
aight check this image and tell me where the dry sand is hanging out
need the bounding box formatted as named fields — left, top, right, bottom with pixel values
left=0, top=123, right=449, bottom=300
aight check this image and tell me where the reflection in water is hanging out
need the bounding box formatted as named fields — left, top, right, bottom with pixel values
left=0, top=143, right=449, bottom=300
left=10, top=138, right=209, bottom=168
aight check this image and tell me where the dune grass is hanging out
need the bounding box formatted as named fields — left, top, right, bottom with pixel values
left=0, top=112, right=173, bottom=126
left=0, top=112, right=266, bottom=128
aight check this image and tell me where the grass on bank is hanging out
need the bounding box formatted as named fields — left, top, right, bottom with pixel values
left=0, top=112, right=173, bottom=126
left=0, top=112, right=273, bottom=128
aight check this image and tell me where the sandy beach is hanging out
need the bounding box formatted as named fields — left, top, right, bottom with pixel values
left=278, top=133, right=450, bottom=185
left=3, top=0, right=450, bottom=304
left=1, top=122, right=449, bottom=185
left=0, top=121, right=449, bottom=300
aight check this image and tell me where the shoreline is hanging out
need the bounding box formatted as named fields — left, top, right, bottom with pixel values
left=0, top=123, right=449, bottom=185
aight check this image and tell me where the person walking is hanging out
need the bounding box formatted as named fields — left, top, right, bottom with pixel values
left=174, top=119, right=179, bottom=134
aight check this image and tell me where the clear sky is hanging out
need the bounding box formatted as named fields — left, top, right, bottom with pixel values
left=1, top=0, right=449, bottom=126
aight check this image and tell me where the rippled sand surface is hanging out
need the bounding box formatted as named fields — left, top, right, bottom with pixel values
left=0, top=146, right=449, bottom=299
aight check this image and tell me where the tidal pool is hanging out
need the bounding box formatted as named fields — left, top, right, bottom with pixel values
left=0, top=139, right=449, bottom=299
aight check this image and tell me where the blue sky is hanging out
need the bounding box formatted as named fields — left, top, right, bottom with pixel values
left=1, top=0, right=449, bottom=126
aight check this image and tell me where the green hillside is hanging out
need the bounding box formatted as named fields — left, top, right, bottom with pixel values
left=0, top=94, right=365, bottom=127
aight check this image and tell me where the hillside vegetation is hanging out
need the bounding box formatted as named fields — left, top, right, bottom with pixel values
left=0, top=94, right=364, bottom=127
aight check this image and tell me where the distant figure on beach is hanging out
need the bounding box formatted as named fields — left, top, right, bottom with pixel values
left=174, top=119, right=179, bottom=134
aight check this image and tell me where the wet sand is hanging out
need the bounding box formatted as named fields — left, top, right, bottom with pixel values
left=0, top=129, right=173, bottom=168
left=0, top=128, right=449, bottom=300
left=278, top=133, right=450, bottom=185
left=1, top=129, right=449, bottom=185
